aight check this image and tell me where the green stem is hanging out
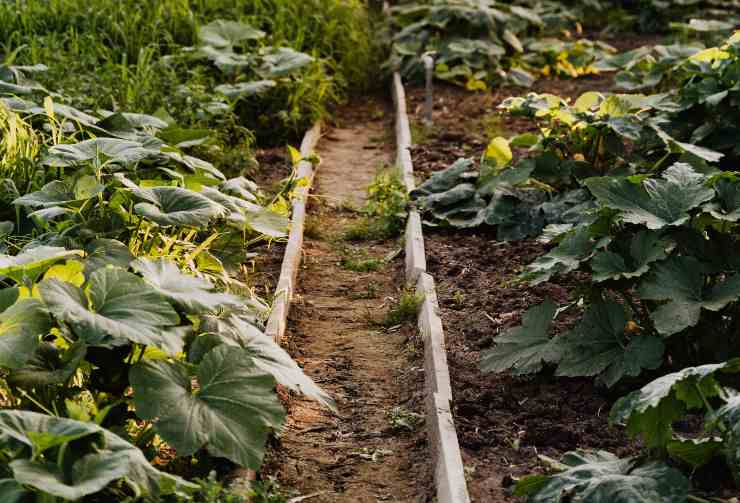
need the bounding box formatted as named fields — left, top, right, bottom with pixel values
left=695, top=382, right=727, bottom=434
left=16, top=388, right=55, bottom=417
left=56, top=442, right=68, bottom=470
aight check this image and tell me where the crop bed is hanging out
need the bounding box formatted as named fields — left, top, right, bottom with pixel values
left=5, top=0, right=740, bottom=501
left=395, top=1, right=740, bottom=499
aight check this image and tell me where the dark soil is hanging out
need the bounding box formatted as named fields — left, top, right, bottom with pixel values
left=425, top=232, right=640, bottom=502
left=403, top=59, right=668, bottom=501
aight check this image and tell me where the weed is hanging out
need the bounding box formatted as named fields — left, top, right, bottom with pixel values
left=478, top=113, right=510, bottom=139
left=383, top=289, right=424, bottom=327
left=344, top=170, right=407, bottom=241
left=304, top=215, right=326, bottom=241
left=451, top=290, right=466, bottom=310
left=350, top=281, right=381, bottom=299
left=340, top=254, right=384, bottom=273
left=410, top=120, right=434, bottom=145
left=249, top=477, right=290, bottom=503
left=386, top=406, right=424, bottom=432
left=182, top=471, right=246, bottom=503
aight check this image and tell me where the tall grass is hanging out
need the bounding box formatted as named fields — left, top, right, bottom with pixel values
left=0, top=0, right=374, bottom=121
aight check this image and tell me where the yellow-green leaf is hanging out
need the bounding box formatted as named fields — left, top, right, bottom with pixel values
left=690, top=47, right=730, bottom=62
left=484, top=137, right=512, bottom=170
left=287, top=145, right=302, bottom=166
left=574, top=92, right=604, bottom=113
left=43, top=260, right=85, bottom=287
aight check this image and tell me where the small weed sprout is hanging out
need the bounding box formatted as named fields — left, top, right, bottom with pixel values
left=340, top=255, right=384, bottom=273
left=304, top=215, right=325, bottom=240
left=387, top=406, right=424, bottom=432
left=452, top=290, right=465, bottom=309
left=344, top=170, right=407, bottom=241
left=383, top=289, right=424, bottom=327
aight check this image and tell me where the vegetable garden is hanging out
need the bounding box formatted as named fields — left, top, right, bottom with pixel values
left=3, top=0, right=740, bottom=501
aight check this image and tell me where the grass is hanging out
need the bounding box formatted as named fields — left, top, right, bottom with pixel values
left=304, top=215, right=327, bottom=241
left=339, top=249, right=385, bottom=273
left=343, top=170, right=407, bottom=241
left=0, top=0, right=376, bottom=145
left=383, top=288, right=424, bottom=327
left=410, top=119, right=435, bottom=145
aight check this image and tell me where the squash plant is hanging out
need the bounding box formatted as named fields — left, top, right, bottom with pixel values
left=386, top=0, right=611, bottom=89
left=465, top=30, right=740, bottom=500
left=0, top=39, right=331, bottom=500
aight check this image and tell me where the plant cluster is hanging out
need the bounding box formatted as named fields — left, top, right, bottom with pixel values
left=0, top=14, right=335, bottom=503
left=0, top=0, right=374, bottom=146
left=386, top=0, right=615, bottom=89
left=575, top=0, right=740, bottom=33
left=408, top=29, right=740, bottom=499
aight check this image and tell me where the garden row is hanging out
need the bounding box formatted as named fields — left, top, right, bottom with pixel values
left=0, top=1, right=372, bottom=501
left=389, top=0, right=740, bottom=501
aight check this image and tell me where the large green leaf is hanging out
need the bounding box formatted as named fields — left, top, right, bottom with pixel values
left=13, top=178, right=104, bottom=209
left=0, top=299, right=51, bottom=369
left=215, top=80, right=277, bottom=99
left=240, top=208, right=289, bottom=238
left=703, top=178, right=740, bottom=221
left=199, top=316, right=335, bottom=410
left=591, top=231, right=675, bottom=282
left=7, top=342, right=86, bottom=388
left=0, top=479, right=26, bottom=502
left=39, top=268, right=182, bottom=353
left=44, top=138, right=160, bottom=167
left=483, top=192, right=545, bottom=240
left=638, top=256, right=740, bottom=335
left=199, top=20, right=265, bottom=49
left=11, top=454, right=130, bottom=500
left=198, top=45, right=253, bottom=70
left=610, top=360, right=740, bottom=448
left=481, top=298, right=563, bottom=375
left=0, top=246, right=83, bottom=284
left=132, top=186, right=225, bottom=227
left=131, top=257, right=241, bottom=314
left=520, top=450, right=689, bottom=503
left=0, top=410, right=195, bottom=497
left=585, top=163, right=714, bottom=230
left=220, top=177, right=259, bottom=202
left=521, top=226, right=600, bottom=285
left=410, top=158, right=475, bottom=197
left=83, top=239, right=134, bottom=273
left=130, top=345, right=285, bottom=469
left=258, top=47, right=314, bottom=77
left=0, top=408, right=99, bottom=456
left=706, top=395, right=740, bottom=482
left=555, top=301, right=664, bottom=387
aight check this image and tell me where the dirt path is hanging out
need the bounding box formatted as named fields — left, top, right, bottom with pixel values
left=267, top=102, right=430, bottom=502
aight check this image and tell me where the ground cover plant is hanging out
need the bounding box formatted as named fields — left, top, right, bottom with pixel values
left=0, top=1, right=372, bottom=499
left=386, top=0, right=617, bottom=89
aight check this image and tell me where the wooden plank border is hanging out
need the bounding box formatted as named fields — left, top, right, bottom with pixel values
left=392, top=73, right=471, bottom=503
left=265, top=123, right=322, bottom=344
left=229, top=122, right=321, bottom=492
left=391, top=73, right=427, bottom=285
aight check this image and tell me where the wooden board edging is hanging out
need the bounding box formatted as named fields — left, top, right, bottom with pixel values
left=265, top=123, right=322, bottom=344
left=230, top=122, right=321, bottom=493
left=392, top=72, right=471, bottom=503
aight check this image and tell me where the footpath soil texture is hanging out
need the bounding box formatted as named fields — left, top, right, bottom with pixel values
left=264, top=99, right=432, bottom=502
left=403, top=42, right=660, bottom=502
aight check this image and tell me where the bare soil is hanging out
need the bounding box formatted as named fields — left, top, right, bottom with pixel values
left=263, top=100, right=432, bottom=502
left=403, top=68, right=657, bottom=501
